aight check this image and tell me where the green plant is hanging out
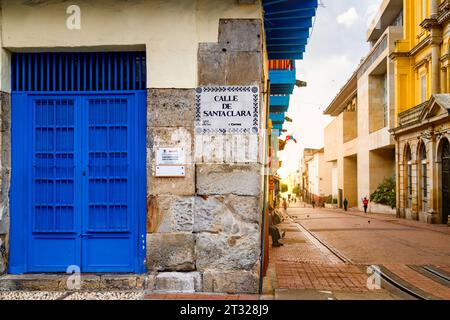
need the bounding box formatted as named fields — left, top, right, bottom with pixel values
left=292, top=186, right=300, bottom=196
left=280, top=183, right=288, bottom=193
left=332, top=198, right=338, bottom=204
left=370, top=176, right=396, bottom=209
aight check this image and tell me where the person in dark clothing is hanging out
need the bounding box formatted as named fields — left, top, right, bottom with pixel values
left=268, top=209, right=283, bottom=247
left=343, top=198, right=348, bottom=211
left=363, top=197, right=369, bottom=213
left=311, top=200, right=315, bottom=208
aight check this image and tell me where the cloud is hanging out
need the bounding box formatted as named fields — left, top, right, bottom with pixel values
left=336, top=7, right=359, bottom=28
left=365, top=2, right=382, bottom=27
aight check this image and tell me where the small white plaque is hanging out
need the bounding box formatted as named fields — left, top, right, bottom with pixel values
left=156, top=147, right=185, bottom=166
left=155, top=165, right=185, bottom=177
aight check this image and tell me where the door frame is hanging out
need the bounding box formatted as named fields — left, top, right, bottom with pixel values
left=440, top=138, right=450, bottom=225
left=9, top=91, right=147, bottom=274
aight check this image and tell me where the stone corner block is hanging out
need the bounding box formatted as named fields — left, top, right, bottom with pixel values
left=203, top=270, right=259, bottom=294
left=147, top=233, right=195, bottom=272
left=154, top=272, right=202, bottom=293
left=218, top=19, right=262, bottom=52
left=148, top=167, right=196, bottom=196
left=196, top=164, right=262, bottom=196
left=148, top=195, right=194, bottom=233
left=147, top=89, right=196, bottom=128
left=147, top=127, right=195, bottom=196
left=195, top=233, right=260, bottom=271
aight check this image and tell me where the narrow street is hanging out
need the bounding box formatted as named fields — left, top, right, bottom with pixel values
left=263, top=204, right=450, bottom=300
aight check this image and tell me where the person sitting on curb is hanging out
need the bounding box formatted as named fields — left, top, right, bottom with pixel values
left=268, top=208, right=284, bottom=247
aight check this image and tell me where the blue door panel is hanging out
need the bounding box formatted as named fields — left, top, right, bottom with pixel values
left=10, top=52, right=147, bottom=274
left=81, top=95, right=135, bottom=272
left=30, top=237, right=80, bottom=272
left=28, top=96, right=82, bottom=272
left=83, top=236, right=133, bottom=272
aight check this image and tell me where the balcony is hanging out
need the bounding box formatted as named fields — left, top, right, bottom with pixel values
left=398, top=101, right=427, bottom=127
left=269, top=59, right=296, bottom=95
left=270, top=95, right=290, bottom=113
left=272, top=122, right=283, bottom=131
left=270, top=112, right=286, bottom=124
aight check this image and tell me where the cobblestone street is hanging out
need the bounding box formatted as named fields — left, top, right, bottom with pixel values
left=263, top=204, right=450, bottom=300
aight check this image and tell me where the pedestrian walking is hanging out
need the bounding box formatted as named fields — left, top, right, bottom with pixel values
left=282, top=198, right=288, bottom=211
left=343, top=198, right=348, bottom=211
left=311, top=200, right=315, bottom=209
left=363, top=197, right=369, bottom=214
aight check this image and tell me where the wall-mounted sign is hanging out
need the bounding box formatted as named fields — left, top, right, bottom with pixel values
left=195, top=86, right=259, bottom=135
left=155, top=165, right=185, bottom=177
left=155, top=147, right=185, bottom=177
left=156, top=147, right=185, bottom=166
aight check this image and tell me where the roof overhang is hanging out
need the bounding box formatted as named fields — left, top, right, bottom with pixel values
left=367, top=0, right=403, bottom=43
left=323, top=72, right=357, bottom=116
left=263, top=0, right=318, bottom=60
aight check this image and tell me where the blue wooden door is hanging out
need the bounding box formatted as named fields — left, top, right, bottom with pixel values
left=9, top=52, right=147, bottom=274
left=27, top=95, right=139, bottom=272
left=82, top=96, right=136, bottom=272
left=29, top=96, right=82, bottom=272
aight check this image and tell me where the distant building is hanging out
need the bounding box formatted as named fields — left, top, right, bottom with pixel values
left=305, top=148, right=332, bottom=204
left=300, top=148, right=319, bottom=202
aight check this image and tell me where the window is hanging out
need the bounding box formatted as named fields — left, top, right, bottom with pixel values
left=406, top=146, right=413, bottom=208
left=420, top=75, right=427, bottom=103
left=383, top=73, right=388, bottom=127
left=420, top=145, right=428, bottom=212
left=393, top=10, right=403, bottom=27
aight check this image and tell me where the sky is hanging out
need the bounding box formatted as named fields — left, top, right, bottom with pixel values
left=278, top=0, right=383, bottom=178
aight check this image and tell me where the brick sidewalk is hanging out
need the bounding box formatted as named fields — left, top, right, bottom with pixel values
left=265, top=209, right=383, bottom=297
left=275, top=262, right=371, bottom=292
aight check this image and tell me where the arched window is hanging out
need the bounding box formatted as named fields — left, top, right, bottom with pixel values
left=405, top=144, right=413, bottom=208
left=419, top=143, right=427, bottom=212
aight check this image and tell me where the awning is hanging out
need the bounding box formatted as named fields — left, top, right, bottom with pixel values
left=263, top=0, right=318, bottom=60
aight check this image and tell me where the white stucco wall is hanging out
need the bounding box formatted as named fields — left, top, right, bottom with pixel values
left=307, top=158, right=319, bottom=196
left=0, top=0, right=263, bottom=91
left=331, top=162, right=338, bottom=199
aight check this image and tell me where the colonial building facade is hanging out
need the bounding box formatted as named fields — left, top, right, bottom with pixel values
left=391, top=0, right=450, bottom=224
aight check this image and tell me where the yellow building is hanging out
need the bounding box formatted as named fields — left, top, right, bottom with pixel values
left=391, top=1, right=450, bottom=224
left=392, top=0, right=449, bottom=112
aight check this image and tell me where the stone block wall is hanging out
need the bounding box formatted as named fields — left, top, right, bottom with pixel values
left=146, top=19, right=264, bottom=294
left=0, top=92, right=11, bottom=275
